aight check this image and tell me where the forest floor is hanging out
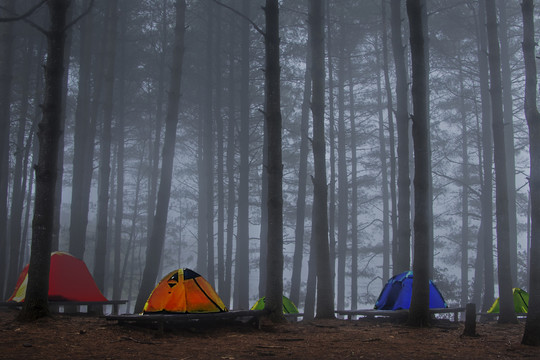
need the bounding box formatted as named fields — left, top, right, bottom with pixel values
left=1, top=307, right=540, bottom=359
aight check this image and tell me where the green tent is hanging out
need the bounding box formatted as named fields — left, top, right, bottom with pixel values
left=251, top=296, right=299, bottom=314
left=487, top=288, right=529, bottom=313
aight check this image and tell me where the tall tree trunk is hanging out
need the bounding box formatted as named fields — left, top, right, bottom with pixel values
left=310, top=0, right=334, bottom=319
left=51, top=2, right=73, bottom=253
left=521, top=0, right=540, bottom=345
left=376, top=25, right=390, bottom=284
left=113, top=2, right=127, bottom=312
left=498, top=0, right=517, bottom=285
left=484, top=0, right=517, bottom=324
left=215, top=2, right=225, bottom=297
left=459, top=51, right=470, bottom=310
left=94, top=0, right=119, bottom=292
left=289, top=23, right=311, bottom=307
left=391, top=0, right=411, bottom=274
left=134, top=0, right=186, bottom=314
left=69, top=4, right=96, bottom=260
left=474, top=0, right=495, bottom=312
left=326, top=0, right=336, bottom=287
left=382, top=0, right=398, bottom=280
left=336, top=22, right=348, bottom=311
left=205, top=1, right=215, bottom=284
left=18, top=0, right=70, bottom=321
left=0, top=0, right=15, bottom=298
left=235, top=0, right=251, bottom=310
left=407, top=0, right=431, bottom=327
left=223, top=18, right=236, bottom=307
left=147, top=0, right=168, bottom=255
left=259, top=122, right=268, bottom=298
left=349, top=55, right=358, bottom=311
left=263, top=0, right=284, bottom=323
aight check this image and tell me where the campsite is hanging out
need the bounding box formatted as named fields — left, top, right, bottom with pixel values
left=1, top=307, right=540, bottom=359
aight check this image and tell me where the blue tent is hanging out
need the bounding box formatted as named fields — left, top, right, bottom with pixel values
left=374, top=271, right=447, bottom=310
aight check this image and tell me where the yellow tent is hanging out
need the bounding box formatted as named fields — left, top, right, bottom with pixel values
left=142, top=268, right=227, bottom=314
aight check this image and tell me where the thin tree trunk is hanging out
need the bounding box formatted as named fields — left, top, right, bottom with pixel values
left=336, top=21, right=348, bottom=311
left=223, top=17, right=236, bottom=308
left=235, top=0, right=251, bottom=310
left=349, top=55, right=358, bottom=311
left=407, top=0, right=431, bottom=327
left=94, top=0, right=119, bottom=292
left=18, top=0, right=70, bottom=321
left=459, top=51, right=470, bottom=310
left=475, top=0, right=495, bottom=313
left=0, top=0, right=15, bottom=299
left=69, top=3, right=96, bottom=260
left=310, top=0, right=334, bottom=319
left=215, top=2, right=225, bottom=297
left=391, top=0, right=411, bottom=274
left=376, top=23, right=390, bottom=284
left=289, top=22, right=311, bottom=307
left=113, top=3, right=127, bottom=313
left=498, top=0, right=517, bottom=285
left=382, top=0, right=398, bottom=280
left=205, top=1, right=215, bottom=285
left=134, top=0, right=186, bottom=314
left=521, top=0, right=540, bottom=345
left=147, top=0, right=167, bottom=252
left=484, top=0, right=517, bottom=324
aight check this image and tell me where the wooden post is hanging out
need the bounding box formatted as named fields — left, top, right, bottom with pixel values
left=462, top=303, right=478, bottom=336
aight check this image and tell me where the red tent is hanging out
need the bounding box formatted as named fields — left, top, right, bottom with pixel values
left=7, top=251, right=107, bottom=302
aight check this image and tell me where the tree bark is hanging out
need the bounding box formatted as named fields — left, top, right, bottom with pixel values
left=498, top=0, right=518, bottom=286
left=459, top=51, right=470, bottom=310
left=407, top=0, right=431, bottom=327
left=349, top=55, right=358, bottom=311
left=521, top=0, right=540, bottom=345
left=134, top=0, right=186, bottom=313
left=68, top=3, right=96, bottom=260
left=382, top=0, right=397, bottom=283
left=18, top=0, right=70, bottom=321
left=376, top=9, right=391, bottom=283
left=0, top=0, right=15, bottom=299
left=336, top=20, right=348, bottom=312
left=474, top=0, right=495, bottom=312
left=484, top=0, right=517, bottom=324
left=310, top=0, right=334, bottom=319
left=263, top=0, right=285, bottom=323
left=235, top=0, right=251, bottom=310
left=113, top=2, right=128, bottom=313
left=391, top=0, right=411, bottom=275
left=94, top=0, right=119, bottom=293
left=289, top=18, right=311, bottom=307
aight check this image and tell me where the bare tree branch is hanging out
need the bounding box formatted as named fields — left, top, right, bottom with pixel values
left=0, top=0, right=48, bottom=22
left=212, top=0, right=265, bottom=37
left=0, top=0, right=48, bottom=34
left=64, top=0, right=95, bottom=31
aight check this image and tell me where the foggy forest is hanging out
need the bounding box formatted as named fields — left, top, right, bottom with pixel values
left=1, top=0, right=540, bottom=340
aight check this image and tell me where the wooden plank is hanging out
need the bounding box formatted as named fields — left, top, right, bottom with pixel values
left=106, top=310, right=266, bottom=329
left=336, top=308, right=466, bottom=322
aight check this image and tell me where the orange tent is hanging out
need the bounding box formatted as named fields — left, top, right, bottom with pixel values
left=7, top=251, right=107, bottom=302
left=143, top=268, right=227, bottom=314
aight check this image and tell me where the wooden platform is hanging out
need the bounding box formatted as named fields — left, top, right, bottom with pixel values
left=0, top=300, right=128, bottom=314
left=336, top=307, right=465, bottom=322
left=106, top=310, right=266, bottom=331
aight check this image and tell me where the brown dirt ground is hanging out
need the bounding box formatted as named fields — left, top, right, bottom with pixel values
left=1, top=307, right=540, bottom=359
